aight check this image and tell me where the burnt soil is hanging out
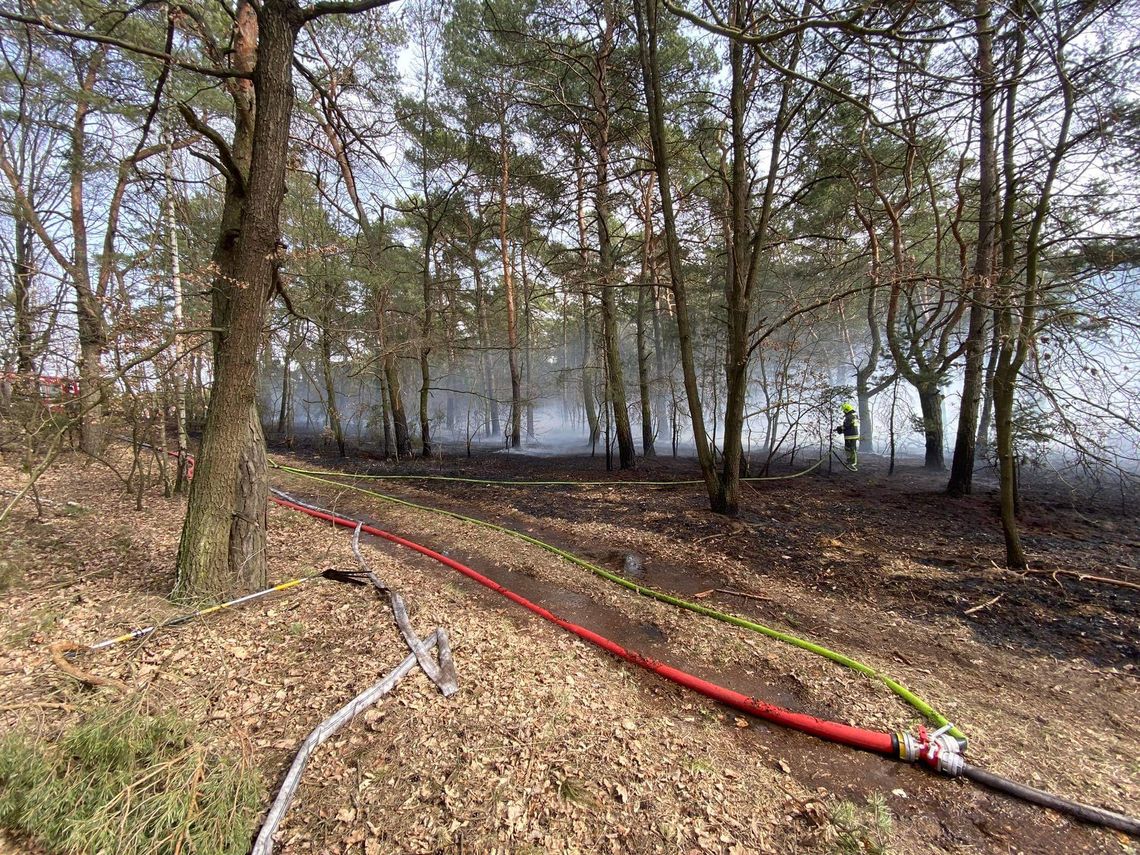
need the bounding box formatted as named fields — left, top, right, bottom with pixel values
left=2, top=442, right=1138, bottom=854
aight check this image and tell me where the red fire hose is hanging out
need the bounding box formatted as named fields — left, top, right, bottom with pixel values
left=269, top=491, right=897, bottom=756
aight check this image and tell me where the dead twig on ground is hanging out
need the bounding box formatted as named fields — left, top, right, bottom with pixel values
left=964, top=593, right=1003, bottom=615
left=715, top=588, right=772, bottom=603
left=992, top=562, right=1140, bottom=592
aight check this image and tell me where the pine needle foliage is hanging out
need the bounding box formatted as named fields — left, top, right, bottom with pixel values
left=0, top=703, right=262, bottom=855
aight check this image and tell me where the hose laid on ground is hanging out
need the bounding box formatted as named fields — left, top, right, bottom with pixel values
left=269, top=456, right=824, bottom=487
left=269, top=488, right=896, bottom=754
left=270, top=488, right=1140, bottom=838
left=830, top=449, right=859, bottom=473
left=272, top=463, right=964, bottom=743
left=960, top=763, right=1140, bottom=836
left=75, top=568, right=368, bottom=655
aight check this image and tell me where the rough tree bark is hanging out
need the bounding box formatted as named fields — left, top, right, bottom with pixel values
left=69, top=49, right=109, bottom=456
left=574, top=144, right=600, bottom=447
left=499, top=113, right=522, bottom=448
left=176, top=0, right=299, bottom=598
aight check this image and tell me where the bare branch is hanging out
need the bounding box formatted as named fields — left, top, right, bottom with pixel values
left=177, top=103, right=245, bottom=193
left=300, top=0, right=400, bottom=24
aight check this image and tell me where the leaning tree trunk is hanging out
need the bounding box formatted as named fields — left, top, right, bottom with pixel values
left=632, top=0, right=717, bottom=498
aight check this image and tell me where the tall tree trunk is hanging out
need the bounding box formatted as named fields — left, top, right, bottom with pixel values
left=993, top=0, right=1071, bottom=568
left=633, top=0, right=716, bottom=497
left=12, top=216, right=35, bottom=395
left=716, top=0, right=799, bottom=513
left=319, top=317, right=345, bottom=457
left=636, top=179, right=656, bottom=457
left=386, top=361, right=411, bottom=457
left=949, top=0, right=998, bottom=497
left=520, top=233, right=535, bottom=439
left=574, top=146, right=600, bottom=447
left=277, top=318, right=295, bottom=439
left=992, top=368, right=1023, bottom=566
left=850, top=199, right=884, bottom=453
left=474, top=265, right=498, bottom=437
left=976, top=319, right=1000, bottom=450
left=176, top=0, right=297, bottom=599
left=377, top=367, right=393, bottom=456
left=69, top=51, right=108, bottom=457
left=419, top=233, right=434, bottom=457
left=636, top=259, right=656, bottom=458
left=650, top=284, right=670, bottom=446
left=499, top=120, right=522, bottom=449
left=592, top=4, right=634, bottom=468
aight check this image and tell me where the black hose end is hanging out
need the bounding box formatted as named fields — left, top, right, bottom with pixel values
left=961, top=762, right=1140, bottom=838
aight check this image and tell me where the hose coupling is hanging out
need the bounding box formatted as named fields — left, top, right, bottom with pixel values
left=897, top=724, right=965, bottom=776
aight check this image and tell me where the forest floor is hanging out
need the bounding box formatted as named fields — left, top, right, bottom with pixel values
left=0, top=441, right=1137, bottom=854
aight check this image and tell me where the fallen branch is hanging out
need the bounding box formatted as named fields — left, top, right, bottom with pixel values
left=251, top=630, right=442, bottom=855
left=1000, top=564, right=1140, bottom=593
left=964, top=593, right=1003, bottom=615
left=48, top=640, right=129, bottom=692
left=715, top=588, right=773, bottom=603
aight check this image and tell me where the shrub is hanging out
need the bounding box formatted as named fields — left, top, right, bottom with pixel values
left=0, top=703, right=262, bottom=855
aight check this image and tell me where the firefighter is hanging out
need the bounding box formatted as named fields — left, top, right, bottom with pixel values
left=835, top=402, right=859, bottom=470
